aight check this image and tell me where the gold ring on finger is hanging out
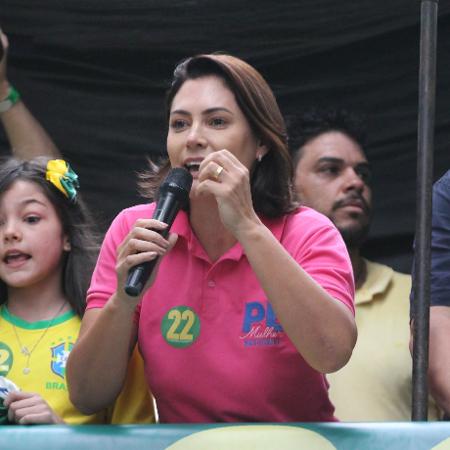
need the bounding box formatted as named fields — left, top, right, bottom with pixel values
left=213, top=165, right=224, bottom=181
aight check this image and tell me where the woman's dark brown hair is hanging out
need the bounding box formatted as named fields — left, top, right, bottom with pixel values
left=140, top=53, right=296, bottom=218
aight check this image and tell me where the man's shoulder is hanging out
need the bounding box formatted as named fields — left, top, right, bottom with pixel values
left=356, top=259, right=411, bottom=304
left=435, top=170, right=450, bottom=189
left=365, top=259, right=411, bottom=283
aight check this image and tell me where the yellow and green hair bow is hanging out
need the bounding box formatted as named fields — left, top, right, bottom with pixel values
left=45, top=159, right=80, bottom=201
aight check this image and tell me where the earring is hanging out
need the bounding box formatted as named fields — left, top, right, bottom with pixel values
left=256, top=154, right=263, bottom=163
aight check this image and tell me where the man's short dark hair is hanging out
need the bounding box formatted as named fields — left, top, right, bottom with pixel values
left=286, top=107, right=368, bottom=166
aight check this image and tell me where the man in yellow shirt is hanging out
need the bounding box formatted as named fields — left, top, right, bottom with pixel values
left=287, top=107, right=439, bottom=421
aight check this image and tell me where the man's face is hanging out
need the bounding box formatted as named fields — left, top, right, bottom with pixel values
left=294, top=131, right=372, bottom=248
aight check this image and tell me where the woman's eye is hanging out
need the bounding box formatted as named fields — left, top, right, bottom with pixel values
left=209, top=117, right=227, bottom=127
left=24, top=216, right=41, bottom=224
left=170, top=119, right=188, bottom=131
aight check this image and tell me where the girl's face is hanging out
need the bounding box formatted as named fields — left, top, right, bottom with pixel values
left=0, top=180, right=70, bottom=291
left=167, top=75, right=267, bottom=181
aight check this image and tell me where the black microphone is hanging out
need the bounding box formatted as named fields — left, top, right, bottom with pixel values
left=124, top=167, right=193, bottom=297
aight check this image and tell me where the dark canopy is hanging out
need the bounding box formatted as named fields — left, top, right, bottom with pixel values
left=1, top=0, right=450, bottom=271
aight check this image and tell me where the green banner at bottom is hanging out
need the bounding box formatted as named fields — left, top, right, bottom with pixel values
left=2, top=422, right=450, bottom=450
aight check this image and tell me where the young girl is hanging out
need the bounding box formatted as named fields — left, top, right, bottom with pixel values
left=0, top=157, right=154, bottom=424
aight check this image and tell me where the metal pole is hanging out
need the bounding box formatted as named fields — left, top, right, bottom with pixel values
left=412, top=0, right=439, bottom=421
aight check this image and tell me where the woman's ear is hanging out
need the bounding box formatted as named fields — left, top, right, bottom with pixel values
left=256, top=142, right=269, bottom=162
left=63, top=235, right=71, bottom=252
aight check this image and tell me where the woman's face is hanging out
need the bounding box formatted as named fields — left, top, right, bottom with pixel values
left=167, top=75, right=266, bottom=181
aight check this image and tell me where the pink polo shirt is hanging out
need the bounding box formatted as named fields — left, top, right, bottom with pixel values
left=87, top=204, right=354, bottom=423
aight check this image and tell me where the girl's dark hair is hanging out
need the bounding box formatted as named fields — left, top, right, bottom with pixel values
left=139, top=53, right=297, bottom=218
left=0, top=157, right=99, bottom=317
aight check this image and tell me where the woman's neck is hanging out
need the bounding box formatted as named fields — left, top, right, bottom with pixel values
left=189, top=195, right=237, bottom=262
left=6, top=272, right=69, bottom=322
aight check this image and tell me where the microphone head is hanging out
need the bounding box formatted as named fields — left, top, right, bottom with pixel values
left=159, top=167, right=193, bottom=206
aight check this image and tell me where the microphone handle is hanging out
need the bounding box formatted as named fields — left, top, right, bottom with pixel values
left=124, top=228, right=169, bottom=297
left=124, top=193, right=180, bottom=297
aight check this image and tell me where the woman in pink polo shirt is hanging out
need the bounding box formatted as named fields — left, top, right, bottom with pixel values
left=67, top=54, right=357, bottom=422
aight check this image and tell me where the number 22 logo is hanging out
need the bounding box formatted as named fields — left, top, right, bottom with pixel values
left=0, top=343, right=13, bottom=377
left=161, top=306, right=200, bottom=348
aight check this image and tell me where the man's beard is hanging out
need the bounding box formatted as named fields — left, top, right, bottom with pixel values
left=338, top=222, right=370, bottom=249
left=332, top=192, right=372, bottom=249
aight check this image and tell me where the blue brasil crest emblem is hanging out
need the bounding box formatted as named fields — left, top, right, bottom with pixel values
left=50, top=342, right=73, bottom=379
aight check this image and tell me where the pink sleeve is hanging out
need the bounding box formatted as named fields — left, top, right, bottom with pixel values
left=283, top=211, right=355, bottom=315
left=86, top=210, right=131, bottom=310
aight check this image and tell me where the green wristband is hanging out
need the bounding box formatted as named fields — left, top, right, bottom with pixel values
left=0, top=85, right=21, bottom=113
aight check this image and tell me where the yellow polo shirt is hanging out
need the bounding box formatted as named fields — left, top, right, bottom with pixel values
left=327, top=259, right=440, bottom=421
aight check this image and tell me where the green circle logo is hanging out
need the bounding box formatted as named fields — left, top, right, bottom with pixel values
left=161, top=306, right=200, bottom=348
left=0, top=342, right=13, bottom=377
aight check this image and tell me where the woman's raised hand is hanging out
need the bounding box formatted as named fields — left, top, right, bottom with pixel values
left=195, top=149, right=261, bottom=238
